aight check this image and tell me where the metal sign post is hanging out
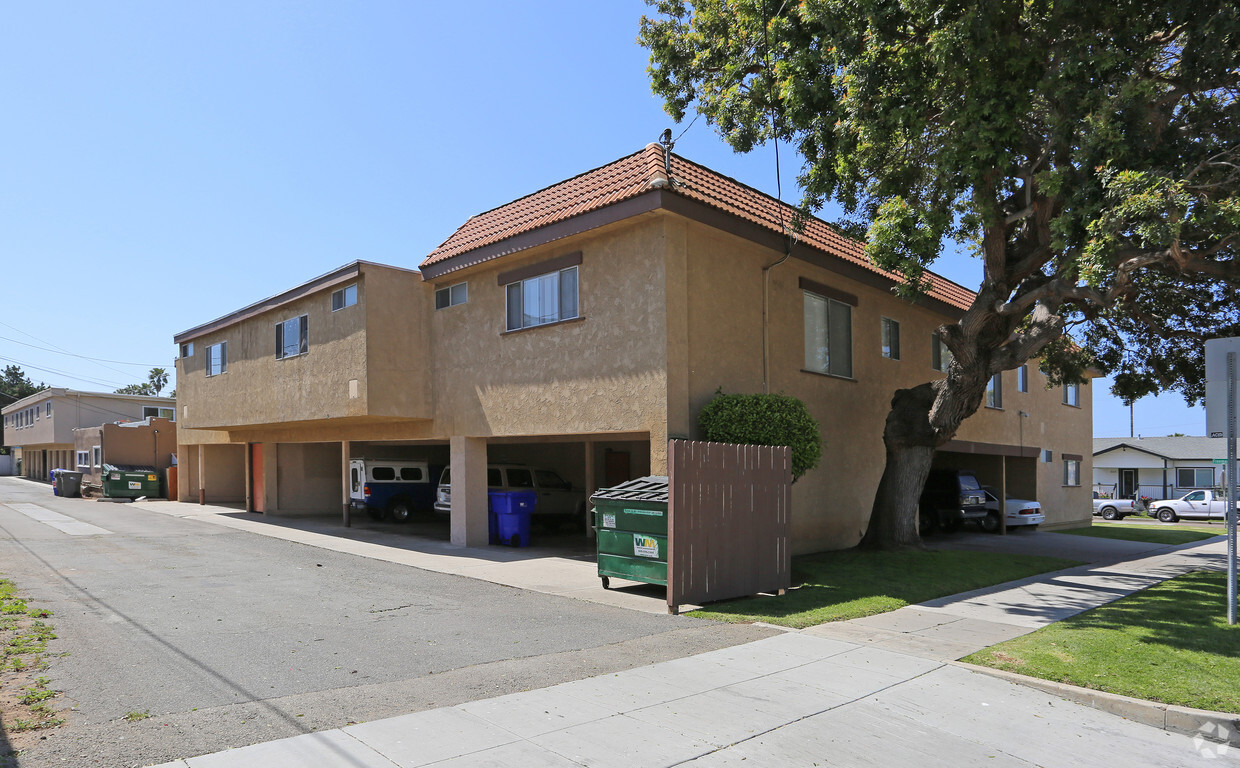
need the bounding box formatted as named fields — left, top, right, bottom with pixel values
left=1204, top=338, right=1240, bottom=625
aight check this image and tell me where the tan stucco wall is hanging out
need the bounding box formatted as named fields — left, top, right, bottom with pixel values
left=274, top=441, right=341, bottom=514
left=672, top=216, right=1094, bottom=552
left=427, top=215, right=669, bottom=455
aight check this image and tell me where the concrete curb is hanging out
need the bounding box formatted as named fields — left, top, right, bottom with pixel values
left=952, top=661, right=1240, bottom=747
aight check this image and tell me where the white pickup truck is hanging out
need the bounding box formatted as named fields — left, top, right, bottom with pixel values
left=1150, top=490, right=1239, bottom=522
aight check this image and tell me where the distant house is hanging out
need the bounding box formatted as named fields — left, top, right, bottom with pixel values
left=74, top=417, right=177, bottom=492
left=1, top=389, right=175, bottom=481
left=1093, top=436, right=1229, bottom=500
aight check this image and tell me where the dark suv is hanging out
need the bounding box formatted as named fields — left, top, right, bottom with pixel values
left=919, top=469, right=988, bottom=534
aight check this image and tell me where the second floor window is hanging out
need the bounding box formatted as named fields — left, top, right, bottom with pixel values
left=1017, top=365, right=1029, bottom=392
left=506, top=267, right=578, bottom=331
left=207, top=342, right=227, bottom=376
left=881, top=317, right=900, bottom=360
left=803, top=291, right=853, bottom=378
left=331, top=285, right=357, bottom=311
left=986, top=374, right=1003, bottom=408
left=931, top=333, right=953, bottom=371
left=435, top=282, right=468, bottom=309
left=1063, top=382, right=1080, bottom=406
left=276, top=315, right=309, bottom=359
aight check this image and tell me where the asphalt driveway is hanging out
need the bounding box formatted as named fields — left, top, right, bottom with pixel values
left=0, top=478, right=771, bottom=767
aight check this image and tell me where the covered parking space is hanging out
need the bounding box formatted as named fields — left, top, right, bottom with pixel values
left=934, top=438, right=1041, bottom=532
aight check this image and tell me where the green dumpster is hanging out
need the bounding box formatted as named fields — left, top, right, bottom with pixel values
left=102, top=464, right=161, bottom=499
left=592, top=476, right=668, bottom=589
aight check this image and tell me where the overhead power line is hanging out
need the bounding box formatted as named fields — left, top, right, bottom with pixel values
left=0, top=335, right=164, bottom=367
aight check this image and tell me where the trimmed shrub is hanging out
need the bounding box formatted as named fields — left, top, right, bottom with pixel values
left=697, top=392, right=822, bottom=479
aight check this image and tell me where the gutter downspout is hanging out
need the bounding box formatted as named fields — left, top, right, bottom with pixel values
left=762, top=248, right=791, bottom=394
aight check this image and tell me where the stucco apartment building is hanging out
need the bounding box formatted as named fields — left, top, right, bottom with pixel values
left=174, top=144, right=1093, bottom=553
left=1, top=388, right=176, bottom=480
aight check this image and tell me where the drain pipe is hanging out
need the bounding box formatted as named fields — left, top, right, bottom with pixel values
left=762, top=247, right=792, bottom=394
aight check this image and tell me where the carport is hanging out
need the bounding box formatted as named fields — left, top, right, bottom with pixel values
left=935, top=438, right=1041, bottom=533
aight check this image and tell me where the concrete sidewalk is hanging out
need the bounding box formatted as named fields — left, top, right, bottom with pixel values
left=143, top=525, right=1238, bottom=767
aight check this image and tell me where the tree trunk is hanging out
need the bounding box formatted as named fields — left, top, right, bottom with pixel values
left=860, top=382, right=942, bottom=549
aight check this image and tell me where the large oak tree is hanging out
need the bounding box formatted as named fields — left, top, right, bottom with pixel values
left=641, top=0, right=1240, bottom=547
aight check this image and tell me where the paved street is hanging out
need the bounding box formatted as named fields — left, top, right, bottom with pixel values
left=0, top=477, right=771, bottom=767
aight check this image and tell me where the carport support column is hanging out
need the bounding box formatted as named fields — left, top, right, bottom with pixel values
left=450, top=436, right=489, bottom=547
left=198, top=445, right=206, bottom=505
left=341, top=441, right=351, bottom=528
left=999, top=455, right=1007, bottom=535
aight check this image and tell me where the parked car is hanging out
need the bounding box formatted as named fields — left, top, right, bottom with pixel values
left=433, top=464, right=587, bottom=524
left=348, top=458, right=439, bottom=522
left=1092, top=494, right=1137, bottom=520
left=1149, top=489, right=1239, bottom=522
left=918, top=469, right=988, bottom=534
left=979, top=486, right=1045, bottom=532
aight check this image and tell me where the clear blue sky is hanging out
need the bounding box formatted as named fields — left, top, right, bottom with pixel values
left=0, top=1, right=1205, bottom=437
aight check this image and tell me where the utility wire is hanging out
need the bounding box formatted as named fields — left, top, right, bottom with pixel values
left=0, top=320, right=156, bottom=378
left=0, top=335, right=164, bottom=368
left=0, top=356, right=129, bottom=391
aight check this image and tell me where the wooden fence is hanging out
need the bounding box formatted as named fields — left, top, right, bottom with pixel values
left=667, top=439, right=792, bottom=614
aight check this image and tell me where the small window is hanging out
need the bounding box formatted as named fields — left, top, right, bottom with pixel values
left=351, top=467, right=360, bottom=492
left=332, top=284, right=357, bottom=311
left=371, top=466, right=396, bottom=481
left=1017, top=365, right=1029, bottom=393
left=91, top=446, right=101, bottom=467
left=506, top=468, right=534, bottom=488
left=45, top=402, right=52, bottom=416
left=1063, top=382, right=1080, bottom=407
left=1177, top=468, right=1214, bottom=488
left=1063, top=459, right=1081, bottom=486
left=76, top=451, right=90, bottom=467
left=985, top=374, right=1003, bottom=409
left=435, top=282, right=468, bottom=310
left=276, top=315, right=309, bottom=359
left=881, top=317, right=900, bottom=360
left=1042, top=450, right=1053, bottom=463
left=180, top=342, right=194, bottom=358
left=803, top=291, right=853, bottom=378
left=399, top=466, right=424, bottom=482
left=534, top=469, right=571, bottom=490
left=505, top=267, right=578, bottom=330
left=931, top=333, right=953, bottom=371
left=206, top=342, right=228, bottom=376
left=34, top=408, right=39, bottom=421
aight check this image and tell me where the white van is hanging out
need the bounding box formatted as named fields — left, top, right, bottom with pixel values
left=433, top=464, right=586, bottom=524
left=348, top=458, right=435, bottom=522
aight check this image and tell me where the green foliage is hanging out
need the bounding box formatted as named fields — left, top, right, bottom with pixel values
left=115, top=382, right=155, bottom=395
left=641, top=0, right=1240, bottom=410
left=698, top=392, right=822, bottom=479
left=147, top=367, right=169, bottom=396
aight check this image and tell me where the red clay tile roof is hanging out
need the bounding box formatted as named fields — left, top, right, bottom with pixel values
left=421, top=144, right=976, bottom=311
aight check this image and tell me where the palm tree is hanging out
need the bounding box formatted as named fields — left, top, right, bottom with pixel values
left=148, top=368, right=169, bottom=397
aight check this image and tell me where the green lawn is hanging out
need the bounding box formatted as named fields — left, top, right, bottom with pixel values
left=687, top=549, right=1080, bottom=628
left=965, top=571, right=1240, bottom=714
left=1060, top=524, right=1221, bottom=546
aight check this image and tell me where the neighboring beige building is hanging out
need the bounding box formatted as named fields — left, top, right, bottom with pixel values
left=74, top=417, right=177, bottom=490
left=1, top=389, right=175, bottom=481
left=174, top=144, right=1093, bottom=553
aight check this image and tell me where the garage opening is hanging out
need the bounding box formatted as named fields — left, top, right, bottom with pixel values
left=931, top=441, right=1040, bottom=535
left=344, top=441, right=451, bottom=540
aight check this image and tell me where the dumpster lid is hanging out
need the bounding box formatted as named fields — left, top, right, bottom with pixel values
left=590, top=475, right=669, bottom=503
left=103, top=464, right=158, bottom=473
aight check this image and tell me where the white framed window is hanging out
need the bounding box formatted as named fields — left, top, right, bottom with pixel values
left=1063, top=459, right=1081, bottom=486
left=1063, top=382, right=1080, bottom=406
left=143, top=406, right=175, bottom=421
left=45, top=402, right=51, bottom=417
left=1017, top=365, right=1029, bottom=392
left=179, top=342, right=194, bottom=358
left=803, top=291, right=853, bottom=378
left=1177, top=467, right=1214, bottom=488
left=206, top=342, right=227, bottom=377
left=92, top=446, right=101, bottom=467
left=985, top=374, right=1003, bottom=409
left=331, top=284, right=357, bottom=312
left=435, top=282, right=468, bottom=310
left=881, top=317, right=900, bottom=360
left=505, top=267, right=578, bottom=331
left=931, top=333, right=953, bottom=371
left=276, top=315, right=309, bottom=359
left=76, top=451, right=90, bottom=467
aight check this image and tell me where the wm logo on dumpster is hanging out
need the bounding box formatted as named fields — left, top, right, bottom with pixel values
left=633, top=535, right=659, bottom=559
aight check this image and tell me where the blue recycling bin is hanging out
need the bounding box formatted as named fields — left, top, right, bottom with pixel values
left=488, top=490, right=536, bottom=547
